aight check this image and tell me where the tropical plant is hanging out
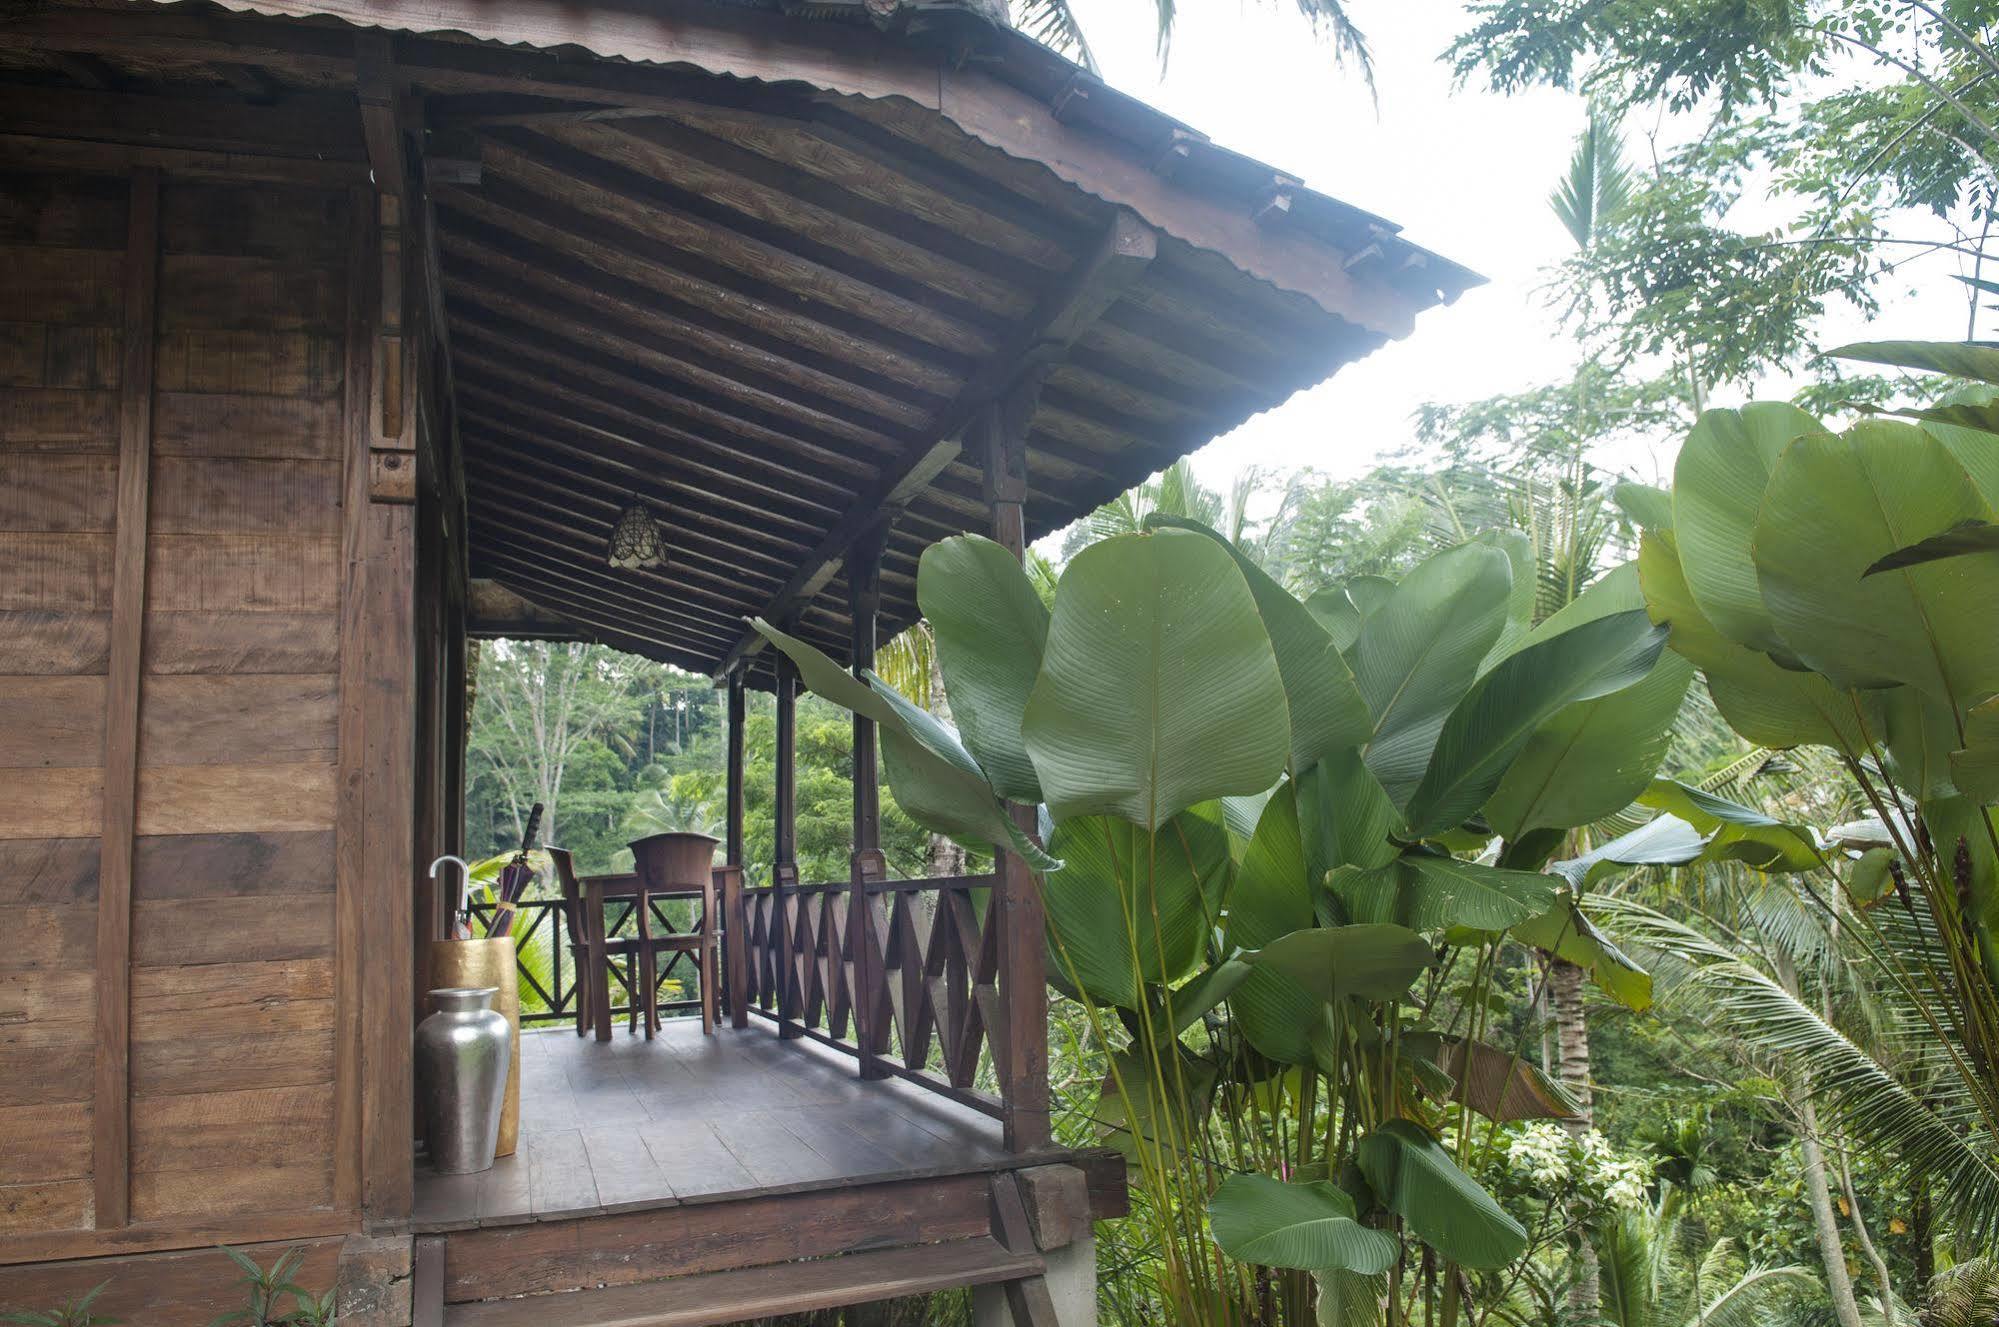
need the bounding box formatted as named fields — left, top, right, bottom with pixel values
left=0, top=1284, right=115, bottom=1327
left=1621, top=365, right=1999, bottom=1249
left=1597, top=1213, right=1812, bottom=1327
left=748, top=512, right=1730, bottom=1324
left=207, top=1246, right=328, bottom=1327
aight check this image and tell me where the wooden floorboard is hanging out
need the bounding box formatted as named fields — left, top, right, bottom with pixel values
left=441, top=1236, right=1043, bottom=1327
left=411, top=1023, right=1018, bottom=1231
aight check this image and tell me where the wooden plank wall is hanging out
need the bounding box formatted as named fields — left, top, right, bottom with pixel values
left=0, top=165, right=360, bottom=1259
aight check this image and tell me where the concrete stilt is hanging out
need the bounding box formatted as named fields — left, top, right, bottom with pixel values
left=971, top=1234, right=1096, bottom=1327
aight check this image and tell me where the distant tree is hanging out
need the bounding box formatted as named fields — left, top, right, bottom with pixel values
left=466, top=641, right=663, bottom=853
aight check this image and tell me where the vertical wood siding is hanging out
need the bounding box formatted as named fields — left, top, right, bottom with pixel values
left=0, top=168, right=355, bottom=1246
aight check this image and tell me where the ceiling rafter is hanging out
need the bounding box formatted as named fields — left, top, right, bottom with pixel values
left=715, top=206, right=1159, bottom=677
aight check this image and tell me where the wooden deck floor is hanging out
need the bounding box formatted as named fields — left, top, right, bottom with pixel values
left=412, top=1022, right=1011, bottom=1232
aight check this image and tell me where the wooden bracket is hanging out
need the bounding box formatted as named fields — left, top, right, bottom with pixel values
left=1151, top=127, right=1202, bottom=180
left=1253, top=178, right=1297, bottom=227
left=370, top=447, right=417, bottom=503
left=1049, top=71, right=1093, bottom=124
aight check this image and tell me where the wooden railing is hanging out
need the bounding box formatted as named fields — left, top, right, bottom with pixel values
left=738, top=874, right=1008, bottom=1117
left=466, top=895, right=711, bottom=1026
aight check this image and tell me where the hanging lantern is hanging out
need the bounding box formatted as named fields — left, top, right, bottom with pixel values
left=607, top=498, right=668, bottom=570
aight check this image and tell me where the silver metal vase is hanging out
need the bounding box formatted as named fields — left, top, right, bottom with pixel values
left=416, top=986, right=512, bottom=1175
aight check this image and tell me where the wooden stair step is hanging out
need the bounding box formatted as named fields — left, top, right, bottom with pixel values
left=440, top=1236, right=1045, bottom=1327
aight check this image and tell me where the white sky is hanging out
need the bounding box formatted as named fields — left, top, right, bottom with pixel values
left=1057, top=0, right=1977, bottom=499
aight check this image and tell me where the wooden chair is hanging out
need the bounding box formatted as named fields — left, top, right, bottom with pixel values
left=546, top=846, right=676, bottom=1042
left=626, top=833, right=721, bottom=1037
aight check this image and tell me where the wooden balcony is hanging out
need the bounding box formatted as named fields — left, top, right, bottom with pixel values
left=409, top=1023, right=1122, bottom=1323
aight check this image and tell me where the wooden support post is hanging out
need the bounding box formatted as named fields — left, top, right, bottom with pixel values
left=981, top=388, right=1051, bottom=1153
left=345, top=122, right=420, bottom=1220
left=848, top=527, right=890, bottom=1080
left=724, top=668, right=749, bottom=1028
left=773, top=645, right=801, bottom=1038
left=92, top=167, right=160, bottom=1231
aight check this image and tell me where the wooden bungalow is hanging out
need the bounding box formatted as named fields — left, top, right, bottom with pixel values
left=0, top=0, right=1476, bottom=1321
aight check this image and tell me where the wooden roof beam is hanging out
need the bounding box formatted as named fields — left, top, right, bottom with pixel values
left=714, top=206, right=1157, bottom=678
left=214, top=62, right=285, bottom=105
left=466, top=578, right=582, bottom=638
left=462, top=435, right=800, bottom=580
left=434, top=202, right=941, bottom=425
left=467, top=534, right=759, bottom=653
left=464, top=483, right=790, bottom=610
left=453, top=406, right=819, bottom=564
left=355, top=34, right=407, bottom=196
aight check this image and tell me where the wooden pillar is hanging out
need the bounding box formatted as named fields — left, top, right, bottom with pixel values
left=92, top=167, right=161, bottom=1231
left=982, top=387, right=1051, bottom=1152
left=724, top=668, right=749, bottom=1028
left=848, top=529, right=890, bottom=1079
left=773, top=644, right=801, bottom=1038
left=346, top=143, right=420, bottom=1221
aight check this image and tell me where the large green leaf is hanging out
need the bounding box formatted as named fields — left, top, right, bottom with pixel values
left=1475, top=528, right=1537, bottom=670
left=917, top=534, right=1049, bottom=802
left=1546, top=814, right=1708, bottom=890
left=1248, top=923, right=1436, bottom=1004
left=1224, top=785, right=1322, bottom=1064
left=1952, top=696, right=1999, bottom=804
left=1149, top=516, right=1372, bottom=769
left=866, top=673, right=1061, bottom=872
left=1167, top=959, right=1252, bottom=1035
left=1402, top=609, right=1666, bottom=838
left=1830, top=339, right=1999, bottom=385
left=1345, top=575, right=1397, bottom=620
left=1486, top=656, right=1692, bottom=839
left=1351, top=542, right=1514, bottom=807
left=1306, top=586, right=1364, bottom=651
left=1512, top=897, right=1653, bottom=1010
left=1755, top=420, right=1999, bottom=704
left=1097, top=1043, right=1215, bottom=1160
left=1911, top=386, right=1999, bottom=507
left=754, top=618, right=1056, bottom=870
left=1612, top=481, right=1674, bottom=535
left=1356, top=1119, right=1528, bottom=1269
left=1296, top=749, right=1404, bottom=877
left=1864, top=519, right=1999, bottom=575
left=1672, top=402, right=1822, bottom=657
left=1637, top=779, right=1820, bottom=872
left=1208, top=1175, right=1398, bottom=1275
left=1330, top=853, right=1559, bottom=933
left=1882, top=685, right=1963, bottom=801
left=1023, top=530, right=1291, bottom=828
left=1485, top=564, right=1694, bottom=837
left=1043, top=810, right=1231, bottom=1007
left=1637, top=531, right=1880, bottom=752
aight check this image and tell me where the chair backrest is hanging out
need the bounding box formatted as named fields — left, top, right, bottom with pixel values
left=545, top=845, right=585, bottom=950
left=630, top=833, right=719, bottom=944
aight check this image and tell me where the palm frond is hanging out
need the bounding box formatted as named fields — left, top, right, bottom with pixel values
left=1011, top=0, right=1097, bottom=70
left=1597, top=897, right=1999, bottom=1244
left=1676, top=1263, right=1816, bottom=1327
left=1921, top=1257, right=1999, bottom=1327
left=1291, top=0, right=1375, bottom=95
left=1552, top=101, right=1632, bottom=250
left=874, top=622, right=935, bottom=709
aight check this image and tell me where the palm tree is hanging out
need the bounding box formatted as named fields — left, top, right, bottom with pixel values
left=1597, top=1213, right=1813, bottom=1327
left=1599, top=881, right=1990, bottom=1320
left=1009, top=0, right=1374, bottom=83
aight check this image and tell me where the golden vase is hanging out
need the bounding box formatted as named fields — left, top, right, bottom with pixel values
left=427, top=937, right=520, bottom=1157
